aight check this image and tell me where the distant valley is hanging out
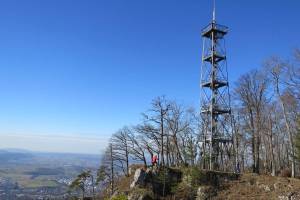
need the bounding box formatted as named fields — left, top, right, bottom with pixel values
left=0, top=149, right=100, bottom=199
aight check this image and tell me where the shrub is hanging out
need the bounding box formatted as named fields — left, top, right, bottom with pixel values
left=173, top=182, right=195, bottom=200
left=110, top=194, right=128, bottom=200
left=181, top=166, right=205, bottom=186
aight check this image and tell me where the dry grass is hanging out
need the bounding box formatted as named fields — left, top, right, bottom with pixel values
left=215, top=173, right=300, bottom=200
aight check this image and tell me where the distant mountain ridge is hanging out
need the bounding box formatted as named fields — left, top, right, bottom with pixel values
left=0, top=148, right=101, bottom=164
left=0, top=149, right=33, bottom=162
left=1, top=148, right=33, bottom=153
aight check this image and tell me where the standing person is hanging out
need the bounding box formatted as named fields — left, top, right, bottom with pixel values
left=152, top=155, right=158, bottom=167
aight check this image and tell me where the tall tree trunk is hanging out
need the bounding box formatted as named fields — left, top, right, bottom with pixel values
left=268, top=115, right=276, bottom=176
left=125, top=143, right=129, bottom=176
left=255, top=133, right=260, bottom=174
left=110, top=144, right=114, bottom=196
left=173, top=135, right=184, bottom=165
left=275, top=78, right=295, bottom=177
left=160, top=108, right=165, bottom=167
left=166, top=133, right=170, bottom=167
left=249, top=109, right=257, bottom=173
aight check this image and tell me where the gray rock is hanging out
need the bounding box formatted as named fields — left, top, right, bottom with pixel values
left=278, top=192, right=300, bottom=200
left=258, top=183, right=271, bottom=192
left=278, top=196, right=289, bottom=200
left=291, top=192, right=300, bottom=200
left=196, top=186, right=211, bottom=200
left=130, top=168, right=146, bottom=189
left=128, top=167, right=133, bottom=176
left=145, top=168, right=152, bottom=174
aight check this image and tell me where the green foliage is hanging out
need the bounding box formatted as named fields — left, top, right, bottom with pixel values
left=110, top=194, right=128, bottom=200
left=69, top=170, right=92, bottom=197
left=170, top=167, right=203, bottom=199
left=147, top=167, right=183, bottom=197
left=173, top=181, right=195, bottom=200
left=69, top=178, right=84, bottom=191
left=97, top=165, right=108, bottom=184
left=24, top=180, right=58, bottom=188
left=181, top=166, right=205, bottom=186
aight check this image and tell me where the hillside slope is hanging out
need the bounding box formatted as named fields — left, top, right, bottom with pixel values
left=105, top=166, right=300, bottom=200
left=215, top=173, right=300, bottom=200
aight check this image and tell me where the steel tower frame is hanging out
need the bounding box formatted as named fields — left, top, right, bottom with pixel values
left=200, top=1, right=233, bottom=171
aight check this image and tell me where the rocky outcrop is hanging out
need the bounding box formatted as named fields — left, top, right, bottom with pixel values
left=113, top=166, right=300, bottom=200
left=130, top=167, right=182, bottom=197
left=278, top=192, right=300, bottom=200
left=130, top=168, right=147, bottom=189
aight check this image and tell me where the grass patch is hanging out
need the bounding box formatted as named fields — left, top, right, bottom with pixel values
left=20, top=179, right=59, bottom=188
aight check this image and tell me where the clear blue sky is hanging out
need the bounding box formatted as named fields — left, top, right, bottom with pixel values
left=0, top=0, right=299, bottom=154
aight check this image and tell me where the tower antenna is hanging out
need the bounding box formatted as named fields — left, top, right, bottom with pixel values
left=213, top=0, right=216, bottom=22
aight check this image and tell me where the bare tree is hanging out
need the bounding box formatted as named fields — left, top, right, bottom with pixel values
left=137, top=96, right=171, bottom=167
left=165, top=102, right=189, bottom=165
left=128, top=129, right=148, bottom=166
left=265, top=57, right=297, bottom=177
left=111, top=127, right=131, bottom=176
left=97, top=143, right=115, bottom=197
left=235, top=70, right=269, bottom=174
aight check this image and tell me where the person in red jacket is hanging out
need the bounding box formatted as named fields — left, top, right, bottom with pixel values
left=152, top=155, right=158, bottom=167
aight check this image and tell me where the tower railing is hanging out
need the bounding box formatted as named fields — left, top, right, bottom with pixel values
left=201, top=23, right=229, bottom=37
left=201, top=22, right=229, bottom=35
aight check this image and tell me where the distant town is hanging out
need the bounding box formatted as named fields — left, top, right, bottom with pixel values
left=0, top=149, right=100, bottom=199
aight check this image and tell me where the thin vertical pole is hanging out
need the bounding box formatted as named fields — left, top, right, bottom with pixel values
left=213, top=0, right=216, bottom=23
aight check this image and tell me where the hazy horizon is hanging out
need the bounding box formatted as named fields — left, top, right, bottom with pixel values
left=0, top=132, right=108, bottom=155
